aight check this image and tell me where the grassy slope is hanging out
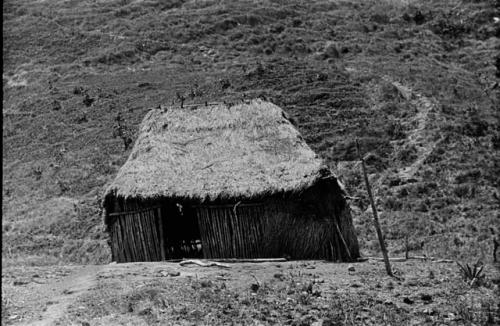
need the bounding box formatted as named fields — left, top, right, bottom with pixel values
left=2, top=0, right=499, bottom=265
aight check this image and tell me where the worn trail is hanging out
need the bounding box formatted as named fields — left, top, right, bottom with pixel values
left=15, top=265, right=105, bottom=326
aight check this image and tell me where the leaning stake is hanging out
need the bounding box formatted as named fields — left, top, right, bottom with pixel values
left=356, top=139, right=393, bottom=277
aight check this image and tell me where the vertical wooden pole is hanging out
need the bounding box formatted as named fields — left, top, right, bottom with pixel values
left=203, top=207, right=214, bottom=258
left=111, top=220, right=118, bottom=262
left=142, top=209, right=153, bottom=260
left=196, top=208, right=206, bottom=258
left=147, top=209, right=160, bottom=260
left=405, top=235, right=409, bottom=260
left=356, top=139, right=393, bottom=277
left=136, top=211, right=150, bottom=261
left=334, top=222, right=352, bottom=261
left=116, top=217, right=127, bottom=262
left=204, top=207, right=214, bottom=258
left=157, top=207, right=166, bottom=260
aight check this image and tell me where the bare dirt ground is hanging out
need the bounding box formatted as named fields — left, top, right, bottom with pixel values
left=2, top=260, right=499, bottom=325
left=2, top=265, right=100, bottom=325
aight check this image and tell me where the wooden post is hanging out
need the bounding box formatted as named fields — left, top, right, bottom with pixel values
left=157, top=207, right=166, bottom=260
left=334, top=222, right=352, bottom=261
left=356, top=139, right=393, bottom=277
left=405, top=235, right=409, bottom=260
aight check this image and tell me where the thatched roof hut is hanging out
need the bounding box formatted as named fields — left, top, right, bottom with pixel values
left=103, top=99, right=359, bottom=262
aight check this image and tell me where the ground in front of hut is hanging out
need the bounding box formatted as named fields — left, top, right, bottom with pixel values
left=2, top=260, right=499, bottom=325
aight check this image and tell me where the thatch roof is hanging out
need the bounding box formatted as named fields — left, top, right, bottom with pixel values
left=104, top=99, right=332, bottom=202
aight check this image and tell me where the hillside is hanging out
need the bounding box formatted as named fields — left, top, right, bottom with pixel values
left=3, top=0, right=499, bottom=267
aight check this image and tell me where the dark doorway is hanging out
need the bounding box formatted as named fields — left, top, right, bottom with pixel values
left=160, top=201, right=203, bottom=259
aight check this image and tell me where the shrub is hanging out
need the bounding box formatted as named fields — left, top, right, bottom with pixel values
left=456, top=261, right=485, bottom=287
left=380, top=81, right=402, bottom=101
left=453, top=184, right=476, bottom=199
left=395, top=144, right=418, bottom=164
left=430, top=13, right=472, bottom=39
left=364, top=152, right=388, bottom=172
left=454, top=169, right=481, bottom=184
left=383, top=196, right=403, bottom=210
left=463, top=119, right=488, bottom=137
left=385, top=120, right=406, bottom=140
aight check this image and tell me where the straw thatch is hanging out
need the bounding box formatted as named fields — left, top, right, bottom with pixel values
left=104, top=99, right=330, bottom=202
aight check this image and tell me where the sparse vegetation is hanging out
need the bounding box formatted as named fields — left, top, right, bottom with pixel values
left=47, top=262, right=499, bottom=325
left=456, top=261, right=486, bottom=287
left=112, top=113, right=134, bottom=151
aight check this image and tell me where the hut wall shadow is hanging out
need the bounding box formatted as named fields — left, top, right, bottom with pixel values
left=193, top=178, right=359, bottom=261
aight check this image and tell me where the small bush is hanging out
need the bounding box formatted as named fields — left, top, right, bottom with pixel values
left=32, top=165, right=43, bottom=180
left=212, top=19, right=238, bottom=32
left=383, top=196, right=403, bottom=210
left=380, top=81, right=402, bottom=101
left=395, top=144, right=418, bottom=164
left=371, top=13, right=390, bottom=24
left=423, top=146, right=445, bottom=164
left=431, top=14, right=472, bottom=39
left=322, top=42, right=340, bottom=59
left=364, top=152, right=388, bottom=172
left=453, top=184, right=476, bottom=199
left=381, top=101, right=399, bottom=115
left=456, top=261, right=485, bottom=287
left=463, top=120, right=488, bottom=137
left=386, top=120, right=406, bottom=140
left=454, top=169, right=481, bottom=184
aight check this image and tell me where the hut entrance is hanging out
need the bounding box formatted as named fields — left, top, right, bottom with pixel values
left=108, top=201, right=202, bottom=262
left=160, top=202, right=203, bottom=259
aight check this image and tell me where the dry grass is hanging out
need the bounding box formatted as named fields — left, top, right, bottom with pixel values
left=104, top=100, right=326, bottom=202
left=46, top=261, right=499, bottom=325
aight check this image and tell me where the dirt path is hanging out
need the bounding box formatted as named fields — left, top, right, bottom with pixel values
left=345, top=67, right=441, bottom=183
left=8, top=265, right=106, bottom=326
left=386, top=79, right=441, bottom=182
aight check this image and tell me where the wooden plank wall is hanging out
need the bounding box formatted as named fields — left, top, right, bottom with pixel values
left=196, top=203, right=265, bottom=258
left=109, top=203, right=164, bottom=262
left=195, top=201, right=345, bottom=260
left=108, top=195, right=358, bottom=262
